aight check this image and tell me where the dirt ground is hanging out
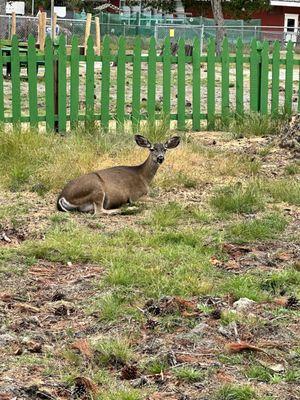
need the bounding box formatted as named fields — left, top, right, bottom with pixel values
left=0, top=131, right=299, bottom=400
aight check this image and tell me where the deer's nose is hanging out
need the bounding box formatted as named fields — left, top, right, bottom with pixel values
left=157, top=156, right=164, bottom=164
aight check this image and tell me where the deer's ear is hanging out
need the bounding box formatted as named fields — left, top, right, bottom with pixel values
left=165, top=136, right=181, bottom=149
left=134, top=135, right=152, bottom=148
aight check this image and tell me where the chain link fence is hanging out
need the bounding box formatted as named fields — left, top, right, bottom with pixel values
left=0, top=15, right=95, bottom=45
left=0, top=14, right=297, bottom=50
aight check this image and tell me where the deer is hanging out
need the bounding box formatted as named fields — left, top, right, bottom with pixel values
left=57, top=135, right=180, bottom=215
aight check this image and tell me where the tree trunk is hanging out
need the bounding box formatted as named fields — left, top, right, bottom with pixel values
left=210, top=0, right=226, bottom=55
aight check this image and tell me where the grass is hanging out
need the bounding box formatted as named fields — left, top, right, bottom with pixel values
left=93, top=337, right=133, bottom=367
left=226, top=213, right=288, bottom=243
left=262, top=179, right=300, bottom=206
left=284, top=162, right=300, bottom=176
left=1, top=124, right=299, bottom=399
left=210, top=182, right=265, bottom=214
left=173, top=366, right=205, bottom=382
left=229, top=113, right=286, bottom=139
left=214, top=384, right=256, bottom=400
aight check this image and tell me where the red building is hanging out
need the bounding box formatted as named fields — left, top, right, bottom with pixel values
left=186, top=1, right=300, bottom=42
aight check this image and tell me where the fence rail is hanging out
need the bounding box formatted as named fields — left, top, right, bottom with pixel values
left=0, top=35, right=299, bottom=132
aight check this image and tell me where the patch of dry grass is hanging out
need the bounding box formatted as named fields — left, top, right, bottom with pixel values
left=0, top=125, right=251, bottom=196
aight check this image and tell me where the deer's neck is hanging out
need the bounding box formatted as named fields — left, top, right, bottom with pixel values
left=139, top=154, right=159, bottom=184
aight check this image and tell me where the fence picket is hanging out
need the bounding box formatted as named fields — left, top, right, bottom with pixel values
left=70, top=36, right=79, bottom=128
left=260, top=41, right=269, bottom=115
left=86, top=36, right=95, bottom=124
left=11, top=35, right=21, bottom=124
left=132, top=36, right=141, bottom=130
left=177, top=38, right=185, bottom=131
left=58, top=35, right=67, bottom=132
left=45, top=36, right=54, bottom=130
left=250, top=38, right=259, bottom=112
left=192, top=37, right=200, bottom=131
left=147, top=36, right=156, bottom=123
left=221, top=37, right=229, bottom=124
left=271, top=41, right=280, bottom=116
left=0, top=45, right=4, bottom=122
left=236, top=38, right=244, bottom=116
left=285, top=40, right=293, bottom=114
left=116, top=36, right=126, bottom=127
left=163, top=36, right=171, bottom=126
left=207, top=38, right=215, bottom=130
left=27, top=34, right=38, bottom=126
left=2, top=36, right=300, bottom=130
left=101, top=35, right=111, bottom=129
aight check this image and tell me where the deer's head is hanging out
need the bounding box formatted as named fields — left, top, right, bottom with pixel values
left=134, top=135, right=181, bottom=165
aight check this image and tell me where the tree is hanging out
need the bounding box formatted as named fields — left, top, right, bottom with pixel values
left=183, top=0, right=270, bottom=54
left=210, top=0, right=226, bottom=55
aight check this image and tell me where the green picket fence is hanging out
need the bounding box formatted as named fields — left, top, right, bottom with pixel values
left=0, top=34, right=299, bottom=132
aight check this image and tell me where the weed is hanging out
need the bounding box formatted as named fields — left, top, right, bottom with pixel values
left=210, top=182, right=265, bottom=214
left=260, top=268, right=300, bottom=296
left=88, top=293, right=127, bottom=322
left=226, top=213, right=287, bottom=243
left=229, top=113, right=285, bottom=139
left=143, top=358, right=168, bottom=374
left=144, top=202, right=186, bottom=227
left=214, top=384, right=256, bottom=400
left=263, top=179, right=300, bottom=206
left=93, top=337, right=133, bottom=367
left=246, top=365, right=272, bottom=382
left=100, top=388, right=142, bottom=400
left=284, top=162, right=300, bottom=176
left=173, top=366, right=204, bottom=382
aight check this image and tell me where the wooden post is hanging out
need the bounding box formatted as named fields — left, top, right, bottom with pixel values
left=84, top=13, right=92, bottom=55
left=11, top=12, right=16, bottom=39
left=95, top=16, right=101, bottom=56
left=37, top=13, right=42, bottom=46
left=39, top=12, right=47, bottom=51
left=52, top=12, right=57, bottom=41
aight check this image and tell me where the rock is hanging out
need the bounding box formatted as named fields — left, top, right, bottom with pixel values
left=0, top=334, right=17, bottom=347
left=132, top=376, right=149, bottom=388
left=218, top=322, right=238, bottom=339
left=190, top=322, right=209, bottom=335
left=233, top=297, right=256, bottom=311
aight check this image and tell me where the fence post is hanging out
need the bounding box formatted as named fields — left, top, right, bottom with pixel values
left=257, top=41, right=262, bottom=113
left=10, top=12, right=16, bottom=40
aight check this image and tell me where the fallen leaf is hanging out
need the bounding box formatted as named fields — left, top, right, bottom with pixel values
left=210, top=256, right=223, bottom=267
left=16, top=303, right=40, bottom=313
left=0, top=293, right=13, bottom=302
left=226, top=341, right=263, bottom=353
left=274, top=297, right=288, bottom=306
left=224, top=260, right=240, bottom=270
left=275, top=252, right=292, bottom=261
left=181, top=311, right=199, bottom=318
left=174, top=296, right=197, bottom=311
left=71, top=339, right=92, bottom=359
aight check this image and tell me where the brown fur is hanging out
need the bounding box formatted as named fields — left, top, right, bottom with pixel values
left=57, top=135, right=180, bottom=215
